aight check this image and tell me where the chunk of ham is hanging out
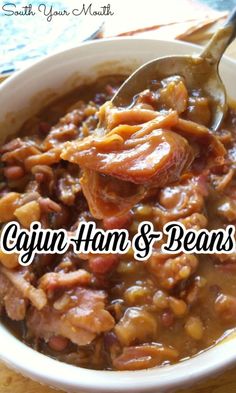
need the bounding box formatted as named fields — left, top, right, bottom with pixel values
left=80, top=170, right=146, bottom=218
left=61, top=107, right=193, bottom=185
left=39, top=270, right=92, bottom=292
left=27, top=287, right=115, bottom=346
left=0, top=191, right=42, bottom=223
left=1, top=141, right=41, bottom=165
left=148, top=253, right=198, bottom=289
left=158, top=79, right=188, bottom=114
left=0, top=273, right=27, bottom=321
left=61, top=101, right=224, bottom=219
left=113, top=343, right=179, bottom=371
left=153, top=175, right=207, bottom=225
left=215, top=293, right=236, bottom=323
left=176, top=118, right=225, bottom=167
left=115, top=307, right=158, bottom=346
left=0, top=266, right=47, bottom=310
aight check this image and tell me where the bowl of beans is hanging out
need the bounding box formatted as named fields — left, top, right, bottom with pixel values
left=0, top=37, right=236, bottom=392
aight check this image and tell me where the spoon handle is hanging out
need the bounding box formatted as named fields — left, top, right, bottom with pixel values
left=201, top=6, right=236, bottom=66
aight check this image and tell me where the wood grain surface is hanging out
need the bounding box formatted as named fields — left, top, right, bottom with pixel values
left=1, top=29, right=236, bottom=393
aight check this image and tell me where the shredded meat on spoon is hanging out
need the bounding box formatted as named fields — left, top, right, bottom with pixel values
left=61, top=105, right=193, bottom=185
left=61, top=101, right=225, bottom=219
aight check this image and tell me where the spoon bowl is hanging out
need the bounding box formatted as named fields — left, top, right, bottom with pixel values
left=112, top=54, right=227, bottom=130
left=113, top=7, right=236, bottom=131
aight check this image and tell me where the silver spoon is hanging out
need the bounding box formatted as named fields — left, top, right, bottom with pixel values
left=112, top=7, right=236, bottom=131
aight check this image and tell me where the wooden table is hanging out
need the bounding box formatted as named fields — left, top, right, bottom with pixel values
left=1, top=39, right=236, bottom=393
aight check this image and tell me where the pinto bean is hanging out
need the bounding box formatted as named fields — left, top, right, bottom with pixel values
left=161, top=310, right=174, bottom=328
left=3, top=166, right=25, bottom=180
left=0, top=138, right=23, bottom=154
left=185, top=96, right=211, bottom=126
left=89, top=255, right=119, bottom=275
left=134, top=204, right=153, bottom=218
left=48, top=336, right=69, bottom=352
left=215, top=294, right=236, bottom=323
left=216, top=196, right=236, bottom=222
left=153, top=290, right=169, bottom=309
left=103, top=212, right=133, bottom=230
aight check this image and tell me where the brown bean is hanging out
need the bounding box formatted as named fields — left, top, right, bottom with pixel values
left=153, top=290, right=169, bottom=309
left=161, top=310, right=174, bottom=327
left=89, top=255, right=119, bottom=275
left=135, top=204, right=153, bottom=218
left=34, top=173, right=45, bottom=183
left=103, top=212, right=133, bottom=230
left=3, top=166, right=25, bottom=180
left=48, top=336, right=69, bottom=352
left=215, top=293, right=236, bottom=323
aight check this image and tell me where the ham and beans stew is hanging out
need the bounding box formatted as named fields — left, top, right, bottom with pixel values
left=0, top=74, right=236, bottom=371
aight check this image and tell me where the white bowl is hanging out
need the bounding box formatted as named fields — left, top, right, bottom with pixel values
left=0, top=38, right=236, bottom=393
